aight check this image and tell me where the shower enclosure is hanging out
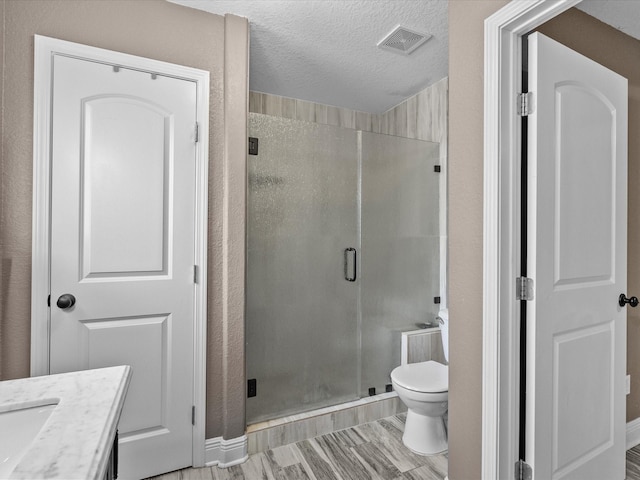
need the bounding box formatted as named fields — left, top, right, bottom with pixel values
left=246, top=113, right=440, bottom=424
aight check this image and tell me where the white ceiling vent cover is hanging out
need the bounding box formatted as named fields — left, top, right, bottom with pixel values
left=377, top=25, right=432, bottom=55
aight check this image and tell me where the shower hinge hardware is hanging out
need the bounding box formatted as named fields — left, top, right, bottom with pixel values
left=192, top=406, right=195, bottom=426
left=344, top=248, right=357, bottom=282
left=434, top=296, right=441, bottom=304
left=434, top=165, right=441, bottom=173
left=248, top=137, right=259, bottom=155
left=516, top=277, right=534, bottom=301
left=195, top=123, right=199, bottom=143
left=514, top=459, right=532, bottom=480
left=248, top=379, right=257, bottom=398
left=368, top=387, right=376, bottom=396
left=517, top=92, right=535, bottom=117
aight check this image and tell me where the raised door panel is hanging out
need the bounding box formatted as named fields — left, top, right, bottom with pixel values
left=82, top=97, right=172, bottom=279
left=554, top=84, right=615, bottom=288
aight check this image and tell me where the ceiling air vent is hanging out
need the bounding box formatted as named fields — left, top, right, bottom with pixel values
left=377, top=25, right=431, bottom=55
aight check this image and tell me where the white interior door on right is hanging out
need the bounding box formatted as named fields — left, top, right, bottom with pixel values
left=526, top=32, right=628, bottom=479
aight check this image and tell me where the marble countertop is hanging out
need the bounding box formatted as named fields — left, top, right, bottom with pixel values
left=0, top=365, right=132, bottom=480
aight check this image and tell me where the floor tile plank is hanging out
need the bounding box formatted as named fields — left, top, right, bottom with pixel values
left=295, top=439, right=341, bottom=480
left=627, top=445, right=640, bottom=480
left=181, top=467, right=215, bottom=480
left=314, top=433, right=371, bottom=480
left=350, top=441, right=404, bottom=480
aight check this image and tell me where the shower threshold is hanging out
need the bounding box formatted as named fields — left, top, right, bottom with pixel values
left=246, top=391, right=406, bottom=454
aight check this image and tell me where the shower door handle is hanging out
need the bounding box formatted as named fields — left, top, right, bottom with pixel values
left=344, top=248, right=357, bottom=282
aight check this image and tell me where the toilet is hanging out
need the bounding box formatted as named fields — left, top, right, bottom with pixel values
left=391, top=310, right=449, bottom=455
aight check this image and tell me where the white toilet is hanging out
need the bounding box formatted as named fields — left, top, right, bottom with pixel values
left=390, top=310, right=449, bottom=456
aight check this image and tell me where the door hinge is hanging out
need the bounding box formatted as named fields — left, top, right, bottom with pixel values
left=516, top=277, right=534, bottom=301
left=192, top=406, right=195, bottom=426
left=514, top=459, right=532, bottom=480
left=248, top=137, right=259, bottom=155
left=195, top=123, right=199, bottom=143
left=193, top=265, right=198, bottom=284
left=518, top=92, right=535, bottom=116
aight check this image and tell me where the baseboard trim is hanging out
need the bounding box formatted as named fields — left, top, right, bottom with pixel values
left=205, top=435, right=248, bottom=468
left=627, top=418, right=640, bottom=450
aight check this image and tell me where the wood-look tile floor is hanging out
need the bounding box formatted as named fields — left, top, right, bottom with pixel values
left=628, top=444, right=640, bottom=480
left=149, top=421, right=640, bottom=480
left=149, top=414, right=447, bottom=480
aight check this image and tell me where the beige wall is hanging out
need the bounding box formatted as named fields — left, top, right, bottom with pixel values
left=448, top=1, right=509, bottom=480
left=0, top=0, right=248, bottom=441
left=537, top=7, right=640, bottom=423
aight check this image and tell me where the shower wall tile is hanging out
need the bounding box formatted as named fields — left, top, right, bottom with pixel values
left=407, top=333, right=432, bottom=364
left=313, top=103, right=328, bottom=124
left=406, top=330, right=447, bottom=365
left=371, top=114, right=381, bottom=134
left=406, top=95, right=418, bottom=139
left=295, top=99, right=315, bottom=123
left=430, top=332, right=446, bottom=364
left=416, top=87, right=433, bottom=141
left=393, top=102, right=408, bottom=138
left=355, top=111, right=372, bottom=132
left=326, top=105, right=341, bottom=126
left=281, top=97, right=297, bottom=118
left=264, top=93, right=284, bottom=117
left=249, top=76, right=447, bottom=144
left=246, top=394, right=406, bottom=454
left=249, top=91, right=265, bottom=114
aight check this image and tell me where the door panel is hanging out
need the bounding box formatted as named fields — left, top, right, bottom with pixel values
left=81, top=315, right=169, bottom=433
left=82, top=96, right=171, bottom=277
left=554, top=84, right=615, bottom=287
left=527, top=32, right=627, bottom=480
left=50, top=54, right=196, bottom=479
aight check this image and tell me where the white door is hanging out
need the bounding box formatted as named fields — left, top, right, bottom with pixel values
left=526, top=32, right=628, bottom=479
left=49, top=54, right=197, bottom=479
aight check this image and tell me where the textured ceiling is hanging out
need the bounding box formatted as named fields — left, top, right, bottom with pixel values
left=167, top=1, right=639, bottom=115
left=168, top=0, right=448, bottom=114
left=577, top=0, right=640, bottom=41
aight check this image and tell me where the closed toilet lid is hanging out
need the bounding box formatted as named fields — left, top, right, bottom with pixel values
left=391, top=361, right=448, bottom=393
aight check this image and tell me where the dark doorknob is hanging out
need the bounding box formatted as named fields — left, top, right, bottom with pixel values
left=619, top=294, right=638, bottom=308
left=57, top=294, right=76, bottom=309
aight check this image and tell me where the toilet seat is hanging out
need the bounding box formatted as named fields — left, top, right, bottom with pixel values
left=391, top=360, right=448, bottom=393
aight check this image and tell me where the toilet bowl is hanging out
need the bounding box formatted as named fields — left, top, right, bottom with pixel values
left=391, top=360, right=448, bottom=455
left=391, top=309, right=449, bottom=456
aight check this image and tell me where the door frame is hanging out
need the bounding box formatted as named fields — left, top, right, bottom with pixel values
left=30, top=35, right=210, bottom=467
left=482, top=1, right=581, bottom=478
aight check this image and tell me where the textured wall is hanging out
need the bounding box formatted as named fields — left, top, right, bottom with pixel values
left=537, top=7, right=640, bottom=424
left=447, top=2, right=509, bottom=479
left=0, top=0, right=248, bottom=441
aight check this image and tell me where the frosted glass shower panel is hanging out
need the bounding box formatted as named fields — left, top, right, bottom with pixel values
left=246, top=114, right=360, bottom=423
left=360, top=131, right=440, bottom=396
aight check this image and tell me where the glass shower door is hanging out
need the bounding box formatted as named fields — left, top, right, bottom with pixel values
left=246, top=114, right=360, bottom=423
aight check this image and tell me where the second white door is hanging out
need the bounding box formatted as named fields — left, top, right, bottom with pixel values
left=526, top=32, right=628, bottom=480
